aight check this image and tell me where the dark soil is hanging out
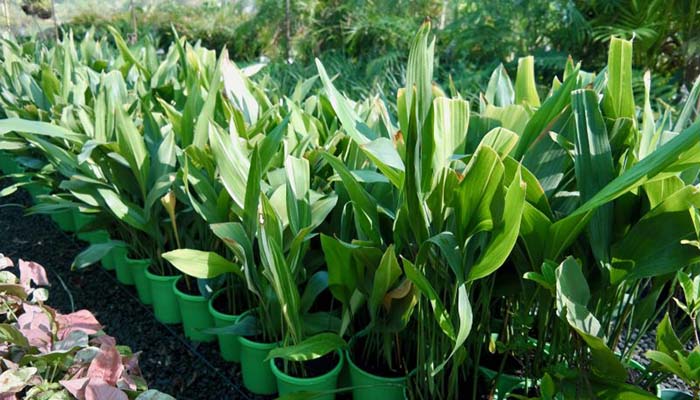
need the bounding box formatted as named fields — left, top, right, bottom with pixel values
left=274, top=351, right=339, bottom=379
left=350, top=336, right=409, bottom=378
left=175, top=275, right=202, bottom=296
left=212, top=290, right=236, bottom=316
left=0, top=186, right=272, bottom=400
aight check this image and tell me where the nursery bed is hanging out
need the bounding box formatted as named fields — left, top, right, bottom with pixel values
left=0, top=186, right=269, bottom=400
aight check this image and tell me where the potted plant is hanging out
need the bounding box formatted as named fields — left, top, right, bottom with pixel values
left=646, top=272, right=700, bottom=400
left=318, top=236, right=417, bottom=400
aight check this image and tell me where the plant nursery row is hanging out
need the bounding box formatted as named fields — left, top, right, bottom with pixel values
left=2, top=21, right=700, bottom=399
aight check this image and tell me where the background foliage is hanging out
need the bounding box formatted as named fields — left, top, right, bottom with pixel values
left=3, top=0, right=698, bottom=101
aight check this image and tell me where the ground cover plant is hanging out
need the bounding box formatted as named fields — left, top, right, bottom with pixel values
left=0, top=254, right=173, bottom=400
left=1, top=15, right=700, bottom=400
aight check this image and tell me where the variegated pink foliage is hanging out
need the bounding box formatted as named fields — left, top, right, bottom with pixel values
left=0, top=255, right=173, bottom=400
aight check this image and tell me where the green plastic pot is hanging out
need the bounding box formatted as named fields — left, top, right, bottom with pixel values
left=114, top=253, right=135, bottom=286
left=347, top=350, right=407, bottom=400
left=25, top=183, right=50, bottom=202
left=271, top=351, right=344, bottom=400
left=145, top=268, right=181, bottom=324
left=71, top=211, right=96, bottom=232
left=239, top=333, right=278, bottom=395
left=479, top=367, right=537, bottom=400
left=76, top=230, right=109, bottom=244
left=658, top=389, right=693, bottom=400
left=173, top=276, right=215, bottom=342
left=129, top=258, right=152, bottom=305
left=208, top=290, right=241, bottom=362
left=101, top=243, right=126, bottom=272
left=50, top=210, right=75, bottom=232
left=0, top=153, right=23, bottom=175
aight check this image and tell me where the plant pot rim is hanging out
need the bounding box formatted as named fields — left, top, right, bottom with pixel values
left=144, top=267, right=181, bottom=281
left=238, top=334, right=279, bottom=350
left=172, top=276, right=207, bottom=302
left=125, top=257, right=151, bottom=266
left=345, top=349, right=407, bottom=383
left=270, top=349, right=344, bottom=385
left=208, top=289, right=239, bottom=321
left=657, top=388, right=693, bottom=395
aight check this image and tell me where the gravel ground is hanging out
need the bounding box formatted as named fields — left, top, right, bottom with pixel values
left=618, top=328, right=690, bottom=394
left=0, top=186, right=270, bottom=400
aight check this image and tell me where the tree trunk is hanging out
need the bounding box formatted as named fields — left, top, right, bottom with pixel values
left=439, top=0, right=449, bottom=29
left=285, top=0, right=291, bottom=61
left=51, top=0, right=59, bottom=39
left=130, top=0, right=138, bottom=43
left=2, top=0, right=10, bottom=33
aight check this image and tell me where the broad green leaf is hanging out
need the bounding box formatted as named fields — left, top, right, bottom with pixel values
left=72, top=241, right=124, bottom=270
left=320, top=152, right=381, bottom=244
left=546, top=119, right=700, bottom=261
left=656, top=313, right=684, bottom=357
left=454, top=145, right=504, bottom=239
left=267, top=333, right=346, bottom=361
left=430, top=97, right=469, bottom=187
left=467, top=166, right=526, bottom=282
left=369, top=246, right=402, bottom=321
left=193, top=53, right=223, bottom=148
left=107, top=26, right=150, bottom=79
left=162, top=249, right=240, bottom=279
left=259, top=196, right=303, bottom=342
left=611, top=185, right=700, bottom=281
left=209, top=122, right=249, bottom=212
left=114, top=106, right=149, bottom=198
left=485, top=64, right=514, bottom=107
left=320, top=235, right=357, bottom=304
left=603, top=37, right=635, bottom=121
left=404, top=258, right=455, bottom=341
left=514, top=69, right=578, bottom=159
left=572, top=89, right=615, bottom=263
left=514, top=56, right=540, bottom=107
left=0, top=324, right=29, bottom=347
left=0, top=118, right=84, bottom=143
left=96, top=188, right=148, bottom=232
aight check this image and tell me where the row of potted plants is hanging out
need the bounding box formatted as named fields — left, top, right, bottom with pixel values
left=2, top=21, right=700, bottom=399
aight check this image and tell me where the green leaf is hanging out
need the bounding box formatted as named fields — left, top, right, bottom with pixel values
left=546, top=119, right=700, bottom=261
left=430, top=97, right=470, bottom=186
left=267, top=333, right=346, bottom=361
left=193, top=53, right=223, bottom=148
left=656, top=313, right=684, bottom=357
left=514, top=56, right=540, bottom=107
left=572, top=89, right=616, bottom=263
left=0, top=118, right=84, bottom=143
left=467, top=165, right=526, bottom=282
left=320, top=152, right=381, bottom=244
left=610, top=185, right=700, bottom=281
left=162, top=249, right=240, bottom=279
left=320, top=235, right=357, bottom=304
left=369, top=246, right=402, bottom=321
left=454, top=145, right=504, bottom=239
left=485, top=64, right=514, bottom=107
left=514, top=69, right=578, bottom=159
left=0, top=324, right=29, bottom=348
left=404, top=258, right=455, bottom=341
left=259, top=196, right=303, bottom=341
left=72, top=241, right=124, bottom=270
left=209, top=122, right=249, bottom=212
left=107, top=26, right=150, bottom=79
left=603, top=37, right=635, bottom=121
left=114, top=106, right=149, bottom=198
